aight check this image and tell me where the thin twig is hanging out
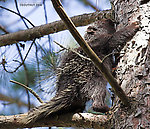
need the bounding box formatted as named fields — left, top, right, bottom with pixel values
left=1, top=39, right=35, bottom=73
left=14, top=0, right=31, bottom=109
left=0, top=5, right=35, bottom=27
left=15, top=43, right=31, bottom=109
left=0, top=25, right=9, bottom=34
left=14, top=0, right=29, bottom=28
left=0, top=23, right=35, bottom=74
left=54, top=41, right=91, bottom=61
left=7, top=6, right=38, bottom=27
left=101, top=52, right=125, bottom=63
left=10, top=80, right=44, bottom=103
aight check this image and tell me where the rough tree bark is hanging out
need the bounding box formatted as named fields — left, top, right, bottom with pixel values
left=0, top=0, right=149, bottom=128
left=110, top=0, right=150, bottom=128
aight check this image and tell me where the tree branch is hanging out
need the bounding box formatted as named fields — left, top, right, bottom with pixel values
left=0, top=112, right=110, bottom=129
left=54, top=41, right=91, bottom=61
left=0, top=10, right=113, bottom=46
left=51, top=0, right=130, bottom=106
left=10, top=80, right=44, bottom=104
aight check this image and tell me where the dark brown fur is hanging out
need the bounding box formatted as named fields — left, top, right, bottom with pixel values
left=27, top=19, right=139, bottom=123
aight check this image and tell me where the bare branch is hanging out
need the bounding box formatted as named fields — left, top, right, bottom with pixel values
left=0, top=25, right=9, bottom=34
left=14, top=0, right=29, bottom=28
left=54, top=41, right=91, bottom=61
left=0, top=112, right=110, bottom=129
left=10, top=80, right=44, bottom=104
left=0, top=6, right=35, bottom=27
left=0, top=10, right=113, bottom=46
left=51, top=0, right=130, bottom=106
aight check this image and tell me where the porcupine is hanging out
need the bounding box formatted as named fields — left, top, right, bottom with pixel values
left=27, top=19, right=139, bottom=123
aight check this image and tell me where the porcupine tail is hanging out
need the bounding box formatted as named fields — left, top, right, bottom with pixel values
left=26, top=85, right=79, bottom=124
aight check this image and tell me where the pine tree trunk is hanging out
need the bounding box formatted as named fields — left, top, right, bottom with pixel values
left=110, top=0, right=150, bottom=128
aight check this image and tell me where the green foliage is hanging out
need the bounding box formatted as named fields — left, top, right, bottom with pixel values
left=39, top=45, right=60, bottom=81
left=11, top=64, right=37, bottom=90
left=41, top=48, right=59, bottom=72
